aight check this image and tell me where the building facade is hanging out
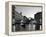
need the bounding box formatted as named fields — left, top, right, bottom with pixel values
left=12, top=5, right=23, bottom=31
left=34, top=12, right=42, bottom=30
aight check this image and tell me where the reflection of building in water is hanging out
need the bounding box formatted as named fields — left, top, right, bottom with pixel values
left=34, top=12, right=42, bottom=30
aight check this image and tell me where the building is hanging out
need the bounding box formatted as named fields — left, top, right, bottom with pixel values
left=12, top=5, right=23, bottom=24
left=25, top=18, right=37, bottom=31
left=12, top=5, right=23, bottom=31
left=34, top=12, right=42, bottom=30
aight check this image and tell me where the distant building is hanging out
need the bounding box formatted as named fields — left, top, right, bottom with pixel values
left=25, top=18, right=37, bottom=31
left=34, top=12, right=42, bottom=30
left=29, top=19, right=37, bottom=31
left=20, top=16, right=29, bottom=29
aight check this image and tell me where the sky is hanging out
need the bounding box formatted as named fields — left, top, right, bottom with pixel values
left=15, top=6, right=42, bottom=18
